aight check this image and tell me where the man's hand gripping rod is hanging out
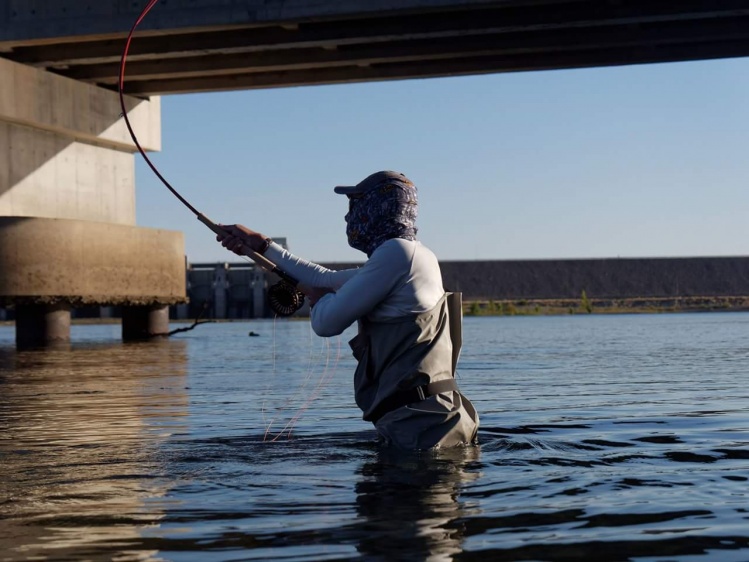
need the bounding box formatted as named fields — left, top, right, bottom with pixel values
left=196, top=213, right=289, bottom=281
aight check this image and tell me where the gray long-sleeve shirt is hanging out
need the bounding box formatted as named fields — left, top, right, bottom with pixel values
left=264, top=238, right=444, bottom=337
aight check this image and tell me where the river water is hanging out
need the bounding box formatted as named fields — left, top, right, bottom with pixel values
left=1, top=312, right=748, bottom=561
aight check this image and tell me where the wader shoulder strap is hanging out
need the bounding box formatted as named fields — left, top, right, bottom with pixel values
left=446, top=292, right=463, bottom=374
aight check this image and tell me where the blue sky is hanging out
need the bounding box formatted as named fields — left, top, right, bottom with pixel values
left=135, top=58, right=749, bottom=264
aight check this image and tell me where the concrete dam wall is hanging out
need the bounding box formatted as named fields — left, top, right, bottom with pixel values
left=436, top=256, right=749, bottom=301
left=321, top=256, right=749, bottom=302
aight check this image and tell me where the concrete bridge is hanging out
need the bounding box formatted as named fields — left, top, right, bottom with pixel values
left=1, top=0, right=749, bottom=346
left=3, top=1, right=749, bottom=95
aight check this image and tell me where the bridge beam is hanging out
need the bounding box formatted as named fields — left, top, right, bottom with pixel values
left=2, top=1, right=749, bottom=96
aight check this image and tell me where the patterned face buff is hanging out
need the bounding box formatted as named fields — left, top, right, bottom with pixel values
left=345, top=179, right=418, bottom=256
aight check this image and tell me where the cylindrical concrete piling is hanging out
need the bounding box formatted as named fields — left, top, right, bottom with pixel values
left=122, top=305, right=170, bottom=341
left=15, top=303, right=72, bottom=347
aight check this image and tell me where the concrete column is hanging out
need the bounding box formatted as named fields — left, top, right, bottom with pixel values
left=121, top=305, right=170, bottom=341
left=15, top=303, right=71, bottom=347
left=213, top=264, right=229, bottom=319
left=177, top=262, right=191, bottom=319
left=0, top=57, right=161, bottom=226
left=251, top=269, right=267, bottom=318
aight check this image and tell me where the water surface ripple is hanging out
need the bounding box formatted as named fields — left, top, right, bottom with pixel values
left=1, top=313, right=748, bottom=561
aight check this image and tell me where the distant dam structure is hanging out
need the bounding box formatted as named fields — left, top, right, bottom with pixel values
left=181, top=254, right=749, bottom=319
left=2, top=252, right=749, bottom=324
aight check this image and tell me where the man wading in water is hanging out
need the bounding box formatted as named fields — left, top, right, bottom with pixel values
left=217, top=171, right=479, bottom=450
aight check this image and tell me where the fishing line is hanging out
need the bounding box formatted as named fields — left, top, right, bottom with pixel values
left=263, top=322, right=327, bottom=441
left=273, top=335, right=342, bottom=441
left=263, top=319, right=312, bottom=442
left=118, top=0, right=304, bottom=317
left=268, top=333, right=341, bottom=442
left=272, top=332, right=331, bottom=440
left=261, top=316, right=280, bottom=442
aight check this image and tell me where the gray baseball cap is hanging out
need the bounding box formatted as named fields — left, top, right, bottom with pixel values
left=334, top=170, right=413, bottom=195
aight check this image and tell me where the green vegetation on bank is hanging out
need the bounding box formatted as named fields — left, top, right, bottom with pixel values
left=463, top=294, right=749, bottom=316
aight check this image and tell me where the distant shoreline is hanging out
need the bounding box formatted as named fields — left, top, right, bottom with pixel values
left=462, top=295, right=749, bottom=316
left=2, top=296, right=748, bottom=327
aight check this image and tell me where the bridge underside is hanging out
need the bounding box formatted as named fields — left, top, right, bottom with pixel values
left=1, top=0, right=749, bottom=96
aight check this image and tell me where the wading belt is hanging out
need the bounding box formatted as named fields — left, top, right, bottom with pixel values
left=368, top=378, right=459, bottom=423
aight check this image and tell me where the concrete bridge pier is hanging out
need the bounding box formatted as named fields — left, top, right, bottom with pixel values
left=122, top=305, right=170, bottom=341
left=15, top=303, right=72, bottom=347
left=0, top=57, right=187, bottom=348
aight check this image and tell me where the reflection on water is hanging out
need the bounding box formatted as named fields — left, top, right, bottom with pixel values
left=353, top=447, right=480, bottom=561
left=132, top=436, right=480, bottom=561
left=0, top=338, right=188, bottom=561
left=1, top=314, right=749, bottom=561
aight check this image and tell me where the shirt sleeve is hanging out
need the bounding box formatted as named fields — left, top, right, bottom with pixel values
left=264, top=242, right=358, bottom=290
left=310, top=242, right=410, bottom=337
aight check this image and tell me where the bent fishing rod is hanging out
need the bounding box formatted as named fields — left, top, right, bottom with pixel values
left=118, top=0, right=304, bottom=316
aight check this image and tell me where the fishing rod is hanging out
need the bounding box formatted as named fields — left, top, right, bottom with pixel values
left=118, top=0, right=304, bottom=316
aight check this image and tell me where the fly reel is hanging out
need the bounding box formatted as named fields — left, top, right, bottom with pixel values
left=268, top=280, right=305, bottom=317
